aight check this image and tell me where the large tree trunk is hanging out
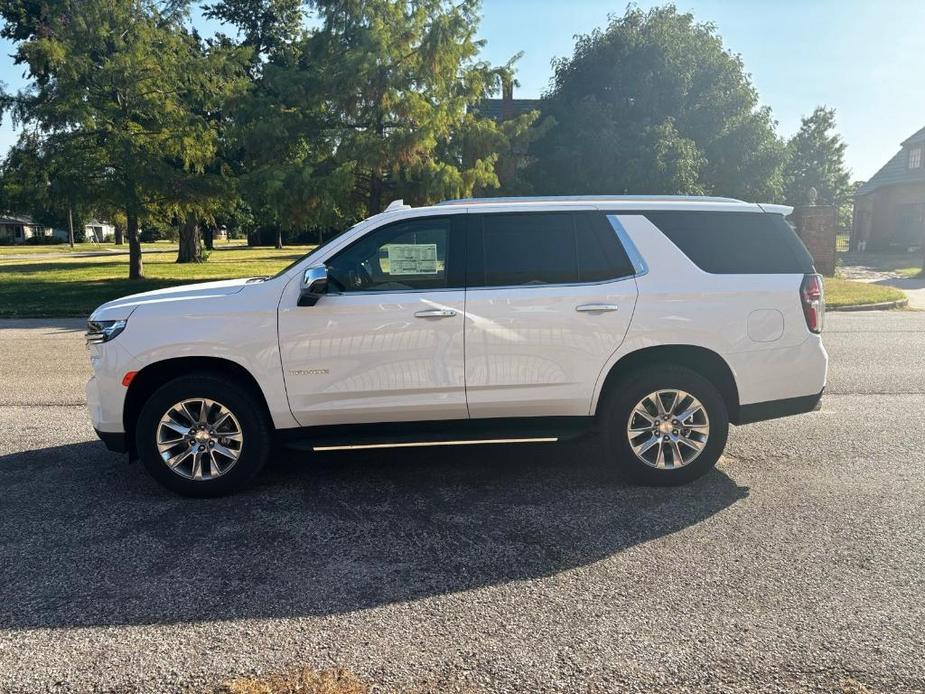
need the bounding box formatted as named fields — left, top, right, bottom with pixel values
left=203, top=225, right=214, bottom=251
left=127, top=211, right=143, bottom=279
left=275, top=228, right=283, bottom=250
left=114, top=221, right=124, bottom=245
left=177, top=215, right=203, bottom=263
left=368, top=172, right=383, bottom=215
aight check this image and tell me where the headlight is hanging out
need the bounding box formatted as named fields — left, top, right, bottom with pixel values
left=86, top=319, right=127, bottom=345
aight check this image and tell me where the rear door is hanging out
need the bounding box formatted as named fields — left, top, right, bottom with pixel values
left=464, top=210, right=638, bottom=418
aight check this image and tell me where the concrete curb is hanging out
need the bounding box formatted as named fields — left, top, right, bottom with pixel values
left=827, top=298, right=909, bottom=312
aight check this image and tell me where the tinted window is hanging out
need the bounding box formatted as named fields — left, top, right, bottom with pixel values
left=327, top=218, right=455, bottom=292
left=644, top=211, right=814, bottom=274
left=579, top=213, right=636, bottom=281
left=481, top=213, right=577, bottom=286
left=473, top=212, right=634, bottom=287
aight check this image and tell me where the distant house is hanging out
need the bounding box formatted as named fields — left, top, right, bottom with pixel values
left=474, top=83, right=542, bottom=190
left=476, top=82, right=542, bottom=123
left=51, top=219, right=116, bottom=243
left=0, top=215, right=53, bottom=244
left=853, top=127, right=925, bottom=251
left=84, top=220, right=116, bottom=243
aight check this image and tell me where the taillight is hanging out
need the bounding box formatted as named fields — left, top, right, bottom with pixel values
left=800, top=273, right=824, bottom=334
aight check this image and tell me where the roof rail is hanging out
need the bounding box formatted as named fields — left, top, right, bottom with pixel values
left=434, top=195, right=746, bottom=206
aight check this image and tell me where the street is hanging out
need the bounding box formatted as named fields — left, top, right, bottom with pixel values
left=0, top=312, right=923, bottom=693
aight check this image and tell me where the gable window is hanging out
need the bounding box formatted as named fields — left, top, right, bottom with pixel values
left=910, top=145, right=923, bottom=169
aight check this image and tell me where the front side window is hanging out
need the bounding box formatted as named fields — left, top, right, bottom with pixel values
left=471, top=212, right=634, bottom=287
left=909, top=145, right=922, bottom=169
left=326, top=217, right=454, bottom=292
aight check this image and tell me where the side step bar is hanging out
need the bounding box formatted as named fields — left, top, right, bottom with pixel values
left=279, top=416, right=595, bottom=453
left=312, top=437, right=558, bottom=452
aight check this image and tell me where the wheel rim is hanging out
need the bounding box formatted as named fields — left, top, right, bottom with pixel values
left=156, top=398, right=244, bottom=480
left=626, top=389, right=710, bottom=469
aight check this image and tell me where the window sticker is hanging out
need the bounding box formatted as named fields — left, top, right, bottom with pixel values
left=385, top=243, right=438, bottom=275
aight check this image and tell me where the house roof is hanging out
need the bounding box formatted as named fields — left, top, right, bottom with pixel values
left=901, top=126, right=925, bottom=147
left=0, top=214, right=36, bottom=225
left=856, top=127, right=925, bottom=197
left=475, top=98, right=542, bottom=121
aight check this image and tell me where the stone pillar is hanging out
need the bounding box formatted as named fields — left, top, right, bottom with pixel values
left=790, top=205, right=837, bottom=276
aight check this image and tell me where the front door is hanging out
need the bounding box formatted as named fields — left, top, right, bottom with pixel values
left=464, top=211, right=638, bottom=418
left=278, top=215, right=468, bottom=427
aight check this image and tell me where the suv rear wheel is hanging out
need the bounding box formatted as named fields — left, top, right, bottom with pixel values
left=600, top=366, right=729, bottom=485
left=135, top=373, right=271, bottom=497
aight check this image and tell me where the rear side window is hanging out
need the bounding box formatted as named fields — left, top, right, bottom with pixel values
left=644, top=212, right=814, bottom=274
left=470, top=212, right=634, bottom=287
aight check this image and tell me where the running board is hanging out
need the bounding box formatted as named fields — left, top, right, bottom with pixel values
left=312, top=437, right=558, bottom=452
left=279, top=416, right=594, bottom=453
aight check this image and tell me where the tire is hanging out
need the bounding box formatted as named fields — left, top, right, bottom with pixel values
left=600, top=365, right=729, bottom=485
left=134, top=373, right=272, bottom=497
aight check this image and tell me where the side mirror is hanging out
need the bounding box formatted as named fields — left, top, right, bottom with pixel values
left=298, top=265, right=328, bottom=307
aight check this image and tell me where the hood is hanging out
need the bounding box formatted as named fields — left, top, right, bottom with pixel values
left=89, top=278, right=254, bottom=322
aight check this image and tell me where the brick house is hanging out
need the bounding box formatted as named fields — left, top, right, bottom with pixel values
left=475, top=83, right=541, bottom=191
left=477, top=82, right=541, bottom=123
left=853, top=126, right=925, bottom=251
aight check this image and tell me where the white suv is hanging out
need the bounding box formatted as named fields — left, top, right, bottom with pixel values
left=86, top=196, right=828, bottom=496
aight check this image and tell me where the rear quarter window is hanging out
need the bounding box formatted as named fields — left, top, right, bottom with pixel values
left=643, top=211, right=814, bottom=274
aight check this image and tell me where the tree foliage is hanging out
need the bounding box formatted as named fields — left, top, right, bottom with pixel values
left=783, top=106, right=852, bottom=207
left=204, top=0, right=304, bottom=58
left=225, top=0, right=529, bottom=240
left=526, top=5, right=785, bottom=200
left=0, top=0, right=249, bottom=274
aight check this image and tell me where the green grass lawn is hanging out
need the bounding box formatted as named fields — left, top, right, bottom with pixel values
left=0, top=245, right=315, bottom=317
left=894, top=266, right=924, bottom=279
left=824, top=277, right=906, bottom=309
left=0, top=239, right=246, bottom=255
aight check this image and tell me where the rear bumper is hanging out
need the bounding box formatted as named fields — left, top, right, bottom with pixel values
left=94, top=428, right=128, bottom=453
left=733, top=388, right=824, bottom=425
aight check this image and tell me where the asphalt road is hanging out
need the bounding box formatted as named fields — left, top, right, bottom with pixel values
left=0, top=313, right=923, bottom=693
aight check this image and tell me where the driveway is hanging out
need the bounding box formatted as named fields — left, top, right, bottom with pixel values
left=0, top=313, right=923, bottom=693
left=839, top=252, right=925, bottom=309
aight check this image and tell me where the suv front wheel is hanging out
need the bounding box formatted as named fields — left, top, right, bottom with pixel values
left=135, top=373, right=271, bottom=497
left=600, top=366, right=729, bottom=485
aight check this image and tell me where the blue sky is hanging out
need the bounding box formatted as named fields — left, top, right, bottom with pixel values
left=1, top=0, right=923, bottom=181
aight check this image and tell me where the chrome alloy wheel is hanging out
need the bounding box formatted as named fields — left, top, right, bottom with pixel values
left=156, top=399, right=244, bottom=480
left=626, top=389, right=710, bottom=469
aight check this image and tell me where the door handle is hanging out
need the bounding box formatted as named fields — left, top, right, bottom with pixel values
left=414, top=309, right=457, bottom=318
left=576, top=303, right=619, bottom=312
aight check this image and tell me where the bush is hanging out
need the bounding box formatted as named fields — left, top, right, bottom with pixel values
left=0, top=235, right=14, bottom=246
left=24, top=234, right=65, bottom=245
left=139, top=226, right=162, bottom=243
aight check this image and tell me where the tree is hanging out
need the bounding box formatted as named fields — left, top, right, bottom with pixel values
left=310, top=0, right=515, bottom=214
left=0, top=135, right=93, bottom=242
left=783, top=106, right=852, bottom=207
left=526, top=5, right=785, bottom=200
left=204, top=0, right=304, bottom=59
left=0, top=0, right=249, bottom=276
left=222, top=0, right=526, bottom=240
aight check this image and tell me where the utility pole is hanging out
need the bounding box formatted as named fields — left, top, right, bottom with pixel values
left=67, top=206, right=75, bottom=249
